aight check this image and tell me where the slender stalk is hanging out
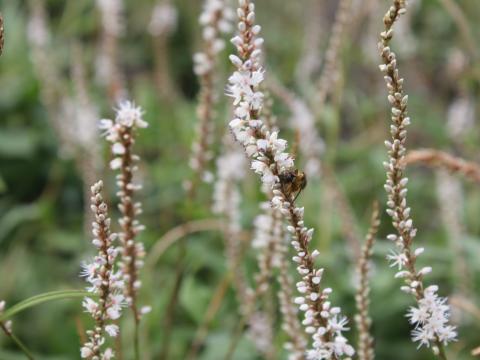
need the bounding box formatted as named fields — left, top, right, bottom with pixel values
left=80, top=181, right=124, bottom=359
left=226, top=1, right=354, bottom=358
left=404, top=148, right=480, bottom=184
left=450, top=296, right=480, bottom=321
left=149, top=1, right=178, bottom=101
left=96, top=0, right=127, bottom=102
left=355, top=202, right=380, bottom=360
left=161, top=3, right=233, bottom=356
left=313, top=0, right=352, bottom=116
left=100, top=102, right=148, bottom=360
left=159, top=251, right=186, bottom=360
left=438, top=0, right=478, bottom=59
left=134, top=320, right=140, bottom=360
left=0, top=323, right=35, bottom=360
left=117, top=123, right=141, bottom=360
left=276, top=239, right=307, bottom=360
left=223, top=314, right=248, bottom=360
left=146, top=219, right=225, bottom=270
left=379, top=0, right=455, bottom=356
left=187, top=0, right=233, bottom=196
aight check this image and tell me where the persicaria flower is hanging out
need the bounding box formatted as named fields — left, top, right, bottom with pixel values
left=148, top=2, right=178, bottom=36
left=226, top=0, right=354, bottom=358
left=406, top=286, right=457, bottom=348
left=100, top=101, right=148, bottom=321
left=188, top=0, right=234, bottom=192
left=80, top=180, right=125, bottom=359
left=378, top=0, right=456, bottom=354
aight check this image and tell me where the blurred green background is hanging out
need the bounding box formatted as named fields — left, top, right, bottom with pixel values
left=0, top=0, right=479, bottom=359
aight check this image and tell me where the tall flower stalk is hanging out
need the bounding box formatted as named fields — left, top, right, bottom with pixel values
left=149, top=0, right=178, bottom=100
left=0, top=302, right=34, bottom=360
left=187, top=0, right=233, bottom=195
left=161, top=4, right=233, bottom=355
left=276, top=224, right=308, bottom=360
left=28, top=2, right=104, bottom=238
left=96, top=0, right=127, bottom=102
left=248, top=203, right=281, bottom=358
left=314, top=0, right=352, bottom=115
left=100, top=101, right=148, bottom=359
left=355, top=203, right=379, bottom=360
left=226, top=1, right=354, bottom=358
left=379, top=1, right=456, bottom=357
left=252, top=202, right=281, bottom=299
left=70, top=44, right=102, bottom=237
left=212, top=135, right=252, bottom=312
left=27, top=0, right=71, bottom=156
left=80, top=181, right=124, bottom=359
left=404, top=149, right=480, bottom=184
left=435, top=170, right=472, bottom=297
left=268, top=78, right=324, bottom=178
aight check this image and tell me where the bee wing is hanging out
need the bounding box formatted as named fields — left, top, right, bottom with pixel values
left=292, top=188, right=303, bottom=202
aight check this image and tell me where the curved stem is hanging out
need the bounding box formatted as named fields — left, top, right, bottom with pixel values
left=145, top=219, right=225, bottom=270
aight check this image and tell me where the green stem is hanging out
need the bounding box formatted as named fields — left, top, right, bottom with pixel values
left=223, top=315, right=247, bottom=360
left=436, top=341, right=448, bottom=360
left=134, top=316, right=140, bottom=360
left=1, top=322, right=35, bottom=360
left=159, top=244, right=187, bottom=360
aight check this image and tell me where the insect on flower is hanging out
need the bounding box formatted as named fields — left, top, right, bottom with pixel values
left=279, top=169, right=307, bottom=202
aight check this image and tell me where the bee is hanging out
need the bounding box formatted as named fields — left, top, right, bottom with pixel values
left=279, top=169, right=307, bottom=202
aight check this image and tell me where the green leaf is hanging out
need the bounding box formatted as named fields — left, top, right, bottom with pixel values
left=180, top=276, right=212, bottom=323
left=0, top=175, right=6, bottom=194
left=0, top=129, right=40, bottom=158
left=0, top=290, right=90, bottom=322
left=0, top=204, right=41, bottom=244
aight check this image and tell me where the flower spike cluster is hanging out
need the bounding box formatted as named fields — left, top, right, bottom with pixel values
left=148, top=1, right=177, bottom=37
left=378, top=0, right=456, bottom=355
left=252, top=202, right=282, bottom=290
left=187, top=0, right=234, bottom=191
left=276, top=223, right=308, bottom=360
left=355, top=203, right=380, bottom=360
left=212, top=135, right=253, bottom=312
left=99, top=101, right=148, bottom=321
left=96, top=0, right=127, bottom=101
left=268, top=79, right=324, bottom=178
left=193, top=0, right=233, bottom=77
left=80, top=181, right=124, bottom=359
left=226, top=1, right=354, bottom=358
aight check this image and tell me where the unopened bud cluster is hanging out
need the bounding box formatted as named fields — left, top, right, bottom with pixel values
left=80, top=181, right=124, bottom=359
